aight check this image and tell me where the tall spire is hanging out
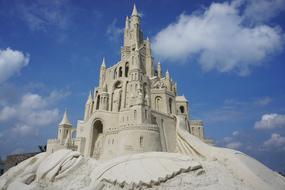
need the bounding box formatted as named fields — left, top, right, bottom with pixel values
left=125, top=16, right=129, bottom=29
left=132, top=4, right=138, bottom=16
left=101, top=57, right=106, bottom=68
left=59, top=109, right=72, bottom=126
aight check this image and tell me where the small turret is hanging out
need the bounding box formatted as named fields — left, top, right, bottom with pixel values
left=165, top=70, right=172, bottom=90
left=58, top=109, right=72, bottom=145
left=125, top=16, right=129, bottom=30
left=99, top=58, right=106, bottom=88
left=166, top=70, right=170, bottom=79
left=84, top=91, right=93, bottom=120
left=59, top=109, right=72, bottom=126
left=101, top=57, right=106, bottom=68
left=132, top=4, right=139, bottom=16
left=131, top=4, right=140, bottom=25
left=157, top=62, right=162, bottom=78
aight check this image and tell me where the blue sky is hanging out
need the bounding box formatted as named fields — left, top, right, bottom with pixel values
left=0, top=0, right=285, bottom=172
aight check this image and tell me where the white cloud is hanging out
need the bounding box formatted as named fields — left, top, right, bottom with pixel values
left=254, top=97, right=272, bottom=106
left=232, top=130, right=239, bottom=136
left=16, top=0, right=71, bottom=32
left=226, top=141, right=243, bottom=149
left=0, top=90, right=69, bottom=136
left=218, top=132, right=243, bottom=150
left=254, top=113, right=285, bottom=130
left=0, top=48, right=29, bottom=83
left=107, top=19, right=124, bottom=41
left=262, top=133, right=285, bottom=151
left=244, top=0, right=285, bottom=24
left=12, top=124, right=37, bottom=136
left=152, top=0, right=284, bottom=76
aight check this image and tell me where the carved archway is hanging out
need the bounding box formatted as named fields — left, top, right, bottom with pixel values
left=90, top=119, right=103, bottom=159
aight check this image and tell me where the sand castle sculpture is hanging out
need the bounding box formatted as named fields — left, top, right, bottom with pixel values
left=1, top=5, right=284, bottom=190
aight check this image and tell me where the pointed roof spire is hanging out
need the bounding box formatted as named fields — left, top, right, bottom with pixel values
left=146, top=36, right=149, bottom=41
left=166, top=69, right=170, bottom=79
left=125, top=16, right=129, bottom=28
left=59, top=109, right=72, bottom=126
left=101, top=57, right=106, bottom=67
left=157, top=61, right=162, bottom=78
left=86, top=91, right=93, bottom=104
left=132, top=3, right=138, bottom=16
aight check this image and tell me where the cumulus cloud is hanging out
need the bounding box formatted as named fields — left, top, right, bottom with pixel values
left=0, top=90, right=69, bottom=136
left=254, top=113, right=285, bottom=130
left=0, top=48, right=29, bottom=83
left=218, top=130, right=243, bottom=150
left=262, top=133, right=285, bottom=151
left=152, top=0, right=284, bottom=76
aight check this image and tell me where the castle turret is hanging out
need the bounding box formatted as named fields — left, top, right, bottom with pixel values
left=165, top=70, right=171, bottom=90
left=131, top=4, right=140, bottom=26
left=99, top=84, right=109, bottom=111
left=99, top=58, right=106, bottom=88
left=157, top=62, right=162, bottom=78
left=125, top=16, right=129, bottom=30
left=58, top=110, right=72, bottom=145
left=84, top=91, right=93, bottom=120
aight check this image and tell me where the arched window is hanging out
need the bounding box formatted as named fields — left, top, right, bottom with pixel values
left=139, top=136, right=143, bottom=147
left=155, top=96, right=162, bottom=112
left=96, top=95, right=100, bottom=110
left=179, top=106, right=185, bottom=113
left=119, top=67, right=123, bottom=77
left=91, top=120, right=103, bottom=158
left=169, top=98, right=173, bottom=114
left=125, top=62, right=129, bottom=77
left=134, top=110, right=137, bottom=120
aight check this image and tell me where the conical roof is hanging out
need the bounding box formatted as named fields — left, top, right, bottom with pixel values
left=101, top=57, right=106, bottom=67
left=86, top=91, right=93, bottom=104
left=132, top=4, right=138, bottom=16
left=59, top=109, right=72, bottom=126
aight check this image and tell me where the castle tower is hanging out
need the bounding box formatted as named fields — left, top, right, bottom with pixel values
left=84, top=91, right=93, bottom=120
left=58, top=110, right=72, bottom=145
left=99, top=58, right=106, bottom=88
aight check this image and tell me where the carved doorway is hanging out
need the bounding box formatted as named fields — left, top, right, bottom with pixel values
left=91, top=120, right=103, bottom=159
